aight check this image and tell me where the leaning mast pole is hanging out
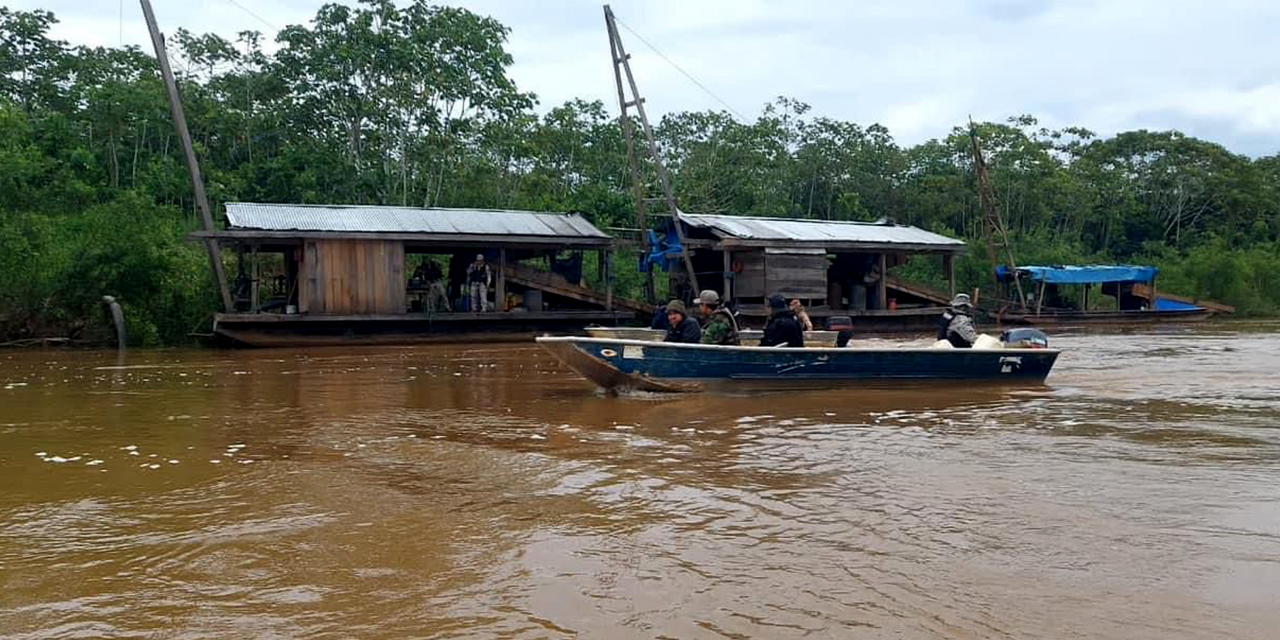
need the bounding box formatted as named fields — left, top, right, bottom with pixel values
left=603, top=4, right=700, bottom=300
left=969, top=119, right=1028, bottom=312
left=139, top=0, right=234, bottom=312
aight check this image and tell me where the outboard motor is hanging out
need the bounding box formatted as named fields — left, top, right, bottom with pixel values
left=1000, top=328, right=1049, bottom=349
left=827, top=315, right=855, bottom=348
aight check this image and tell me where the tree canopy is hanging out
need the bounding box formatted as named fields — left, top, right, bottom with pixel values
left=1, top=3, right=1277, bottom=344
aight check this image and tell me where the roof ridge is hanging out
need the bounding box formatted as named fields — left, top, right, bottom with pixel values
left=683, top=213, right=895, bottom=227
left=226, top=202, right=582, bottom=216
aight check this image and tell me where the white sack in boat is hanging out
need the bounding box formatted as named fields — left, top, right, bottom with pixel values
left=974, top=334, right=1003, bottom=349
left=931, top=335, right=1003, bottom=349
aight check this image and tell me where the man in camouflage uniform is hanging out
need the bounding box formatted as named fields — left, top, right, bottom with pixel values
left=695, top=290, right=740, bottom=346
left=938, top=293, right=979, bottom=348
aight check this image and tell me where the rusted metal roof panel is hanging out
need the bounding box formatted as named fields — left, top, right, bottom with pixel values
left=224, top=203, right=610, bottom=239
left=680, top=213, right=965, bottom=249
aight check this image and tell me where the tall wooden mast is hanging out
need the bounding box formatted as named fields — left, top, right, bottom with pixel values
left=140, top=0, right=234, bottom=312
left=603, top=5, right=700, bottom=301
left=969, top=121, right=1028, bottom=312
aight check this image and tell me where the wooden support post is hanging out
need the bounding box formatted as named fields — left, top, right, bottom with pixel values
left=140, top=0, right=233, bottom=312
left=877, top=253, right=888, bottom=311
left=1150, top=277, right=1158, bottom=311
left=250, top=245, right=260, bottom=313
left=1082, top=284, right=1089, bottom=311
left=496, top=247, right=506, bottom=313
left=943, top=254, right=956, bottom=299
left=722, top=249, right=732, bottom=301
left=605, top=250, right=614, bottom=312
left=1035, top=279, right=1047, bottom=317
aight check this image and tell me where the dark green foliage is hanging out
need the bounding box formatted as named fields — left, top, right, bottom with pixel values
left=1, top=5, right=1278, bottom=346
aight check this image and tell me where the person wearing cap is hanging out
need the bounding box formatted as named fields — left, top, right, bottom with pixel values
left=695, top=290, right=740, bottom=346
left=466, top=253, right=492, bottom=312
left=938, top=293, right=979, bottom=348
left=759, top=294, right=804, bottom=347
left=662, top=300, right=702, bottom=343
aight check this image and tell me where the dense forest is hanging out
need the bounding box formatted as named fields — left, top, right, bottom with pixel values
left=2, top=2, right=1278, bottom=345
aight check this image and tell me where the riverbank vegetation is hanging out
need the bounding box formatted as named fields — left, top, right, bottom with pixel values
left=2, top=4, right=1277, bottom=344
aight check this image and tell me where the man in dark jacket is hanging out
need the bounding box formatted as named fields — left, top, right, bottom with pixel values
left=650, top=305, right=669, bottom=330
left=759, top=294, right=804, bottom=347
left=663, top=300, right=702, bottom=343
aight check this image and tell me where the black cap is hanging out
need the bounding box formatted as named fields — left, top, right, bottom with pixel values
left=768, top=294, right=787, bottom=310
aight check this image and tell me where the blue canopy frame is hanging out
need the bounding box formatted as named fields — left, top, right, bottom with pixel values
left=996, top=265, right=1158, bottom=284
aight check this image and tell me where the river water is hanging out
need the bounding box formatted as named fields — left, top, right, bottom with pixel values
left=1, top=324, right=1278, bottom=639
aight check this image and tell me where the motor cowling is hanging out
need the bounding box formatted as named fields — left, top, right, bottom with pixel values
left=1001, top=328, right=1049, bottom=348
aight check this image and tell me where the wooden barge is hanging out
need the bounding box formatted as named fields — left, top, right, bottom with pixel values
left=192, top=203, right=647, bottom=347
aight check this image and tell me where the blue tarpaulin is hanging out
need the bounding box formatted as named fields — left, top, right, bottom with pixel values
left=996, top=265, right=1159, bottom=284
left=1155, top=297, right=1203, bottom=311
left=640, top=224, right=685, bottom=273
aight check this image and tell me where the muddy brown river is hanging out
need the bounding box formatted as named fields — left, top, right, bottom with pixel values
left=2, top=324, right=1278, bottom=639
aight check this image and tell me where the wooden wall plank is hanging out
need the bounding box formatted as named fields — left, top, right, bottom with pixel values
left=389, top=241, right=404, bottom=313
left=302, top=239, right=407, bottom=315
left=734, top=250, right=766, bottom=297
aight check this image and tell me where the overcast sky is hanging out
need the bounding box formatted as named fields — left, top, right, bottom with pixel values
left=16, top=0, right=1280, bottom=156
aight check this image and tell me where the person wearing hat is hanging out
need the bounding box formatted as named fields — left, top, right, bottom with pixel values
left=759, top=294, right=804, bottom=347
left=662, top=300, right=702, bottom=343
left=466, top=253, right=492, bottom=312
left=695, top=290, right=740, bottom=346
left=938, top=293, right=979, bottom=348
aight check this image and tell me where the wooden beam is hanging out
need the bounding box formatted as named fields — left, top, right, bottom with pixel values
left=877, top=253, right=888, bottom=310
left=496, top=247, right=506, bottom=312
left=250, top=245, right=260, bottom=313
left=605, top=250, right=614, bottom=311
left=943, top=254, right=956, bottom=298
left=713, top=239, right=967, bottom=254
left=722, top=249, right=732, bottom=302
left=215, top=310, right=623, bottom=323
left=189, top=230, right=612, bottom=248
left=140, top=0, right=233, bottom=312
left=884, top=275, right=951, bottom=307
left=503, top=262, right=653, bottom=314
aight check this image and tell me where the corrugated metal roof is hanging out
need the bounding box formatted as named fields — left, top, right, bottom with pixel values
left=224, top=203, right=609, bottom=239
left=680, top=213, right=965, bottom=249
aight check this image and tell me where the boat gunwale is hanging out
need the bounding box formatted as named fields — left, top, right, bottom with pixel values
left=537, top=335, right=1061, bottom=356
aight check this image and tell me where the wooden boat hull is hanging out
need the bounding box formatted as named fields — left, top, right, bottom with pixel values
left=538, top=337, right=1059, bottom=392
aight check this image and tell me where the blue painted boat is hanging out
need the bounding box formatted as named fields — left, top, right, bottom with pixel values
left=537, top=336, right=1060, bottom=392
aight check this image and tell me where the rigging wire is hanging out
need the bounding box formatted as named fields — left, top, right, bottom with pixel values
left=222, top=0, right=278, bottom=32
left=614, top=17, right=748, bottom=121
